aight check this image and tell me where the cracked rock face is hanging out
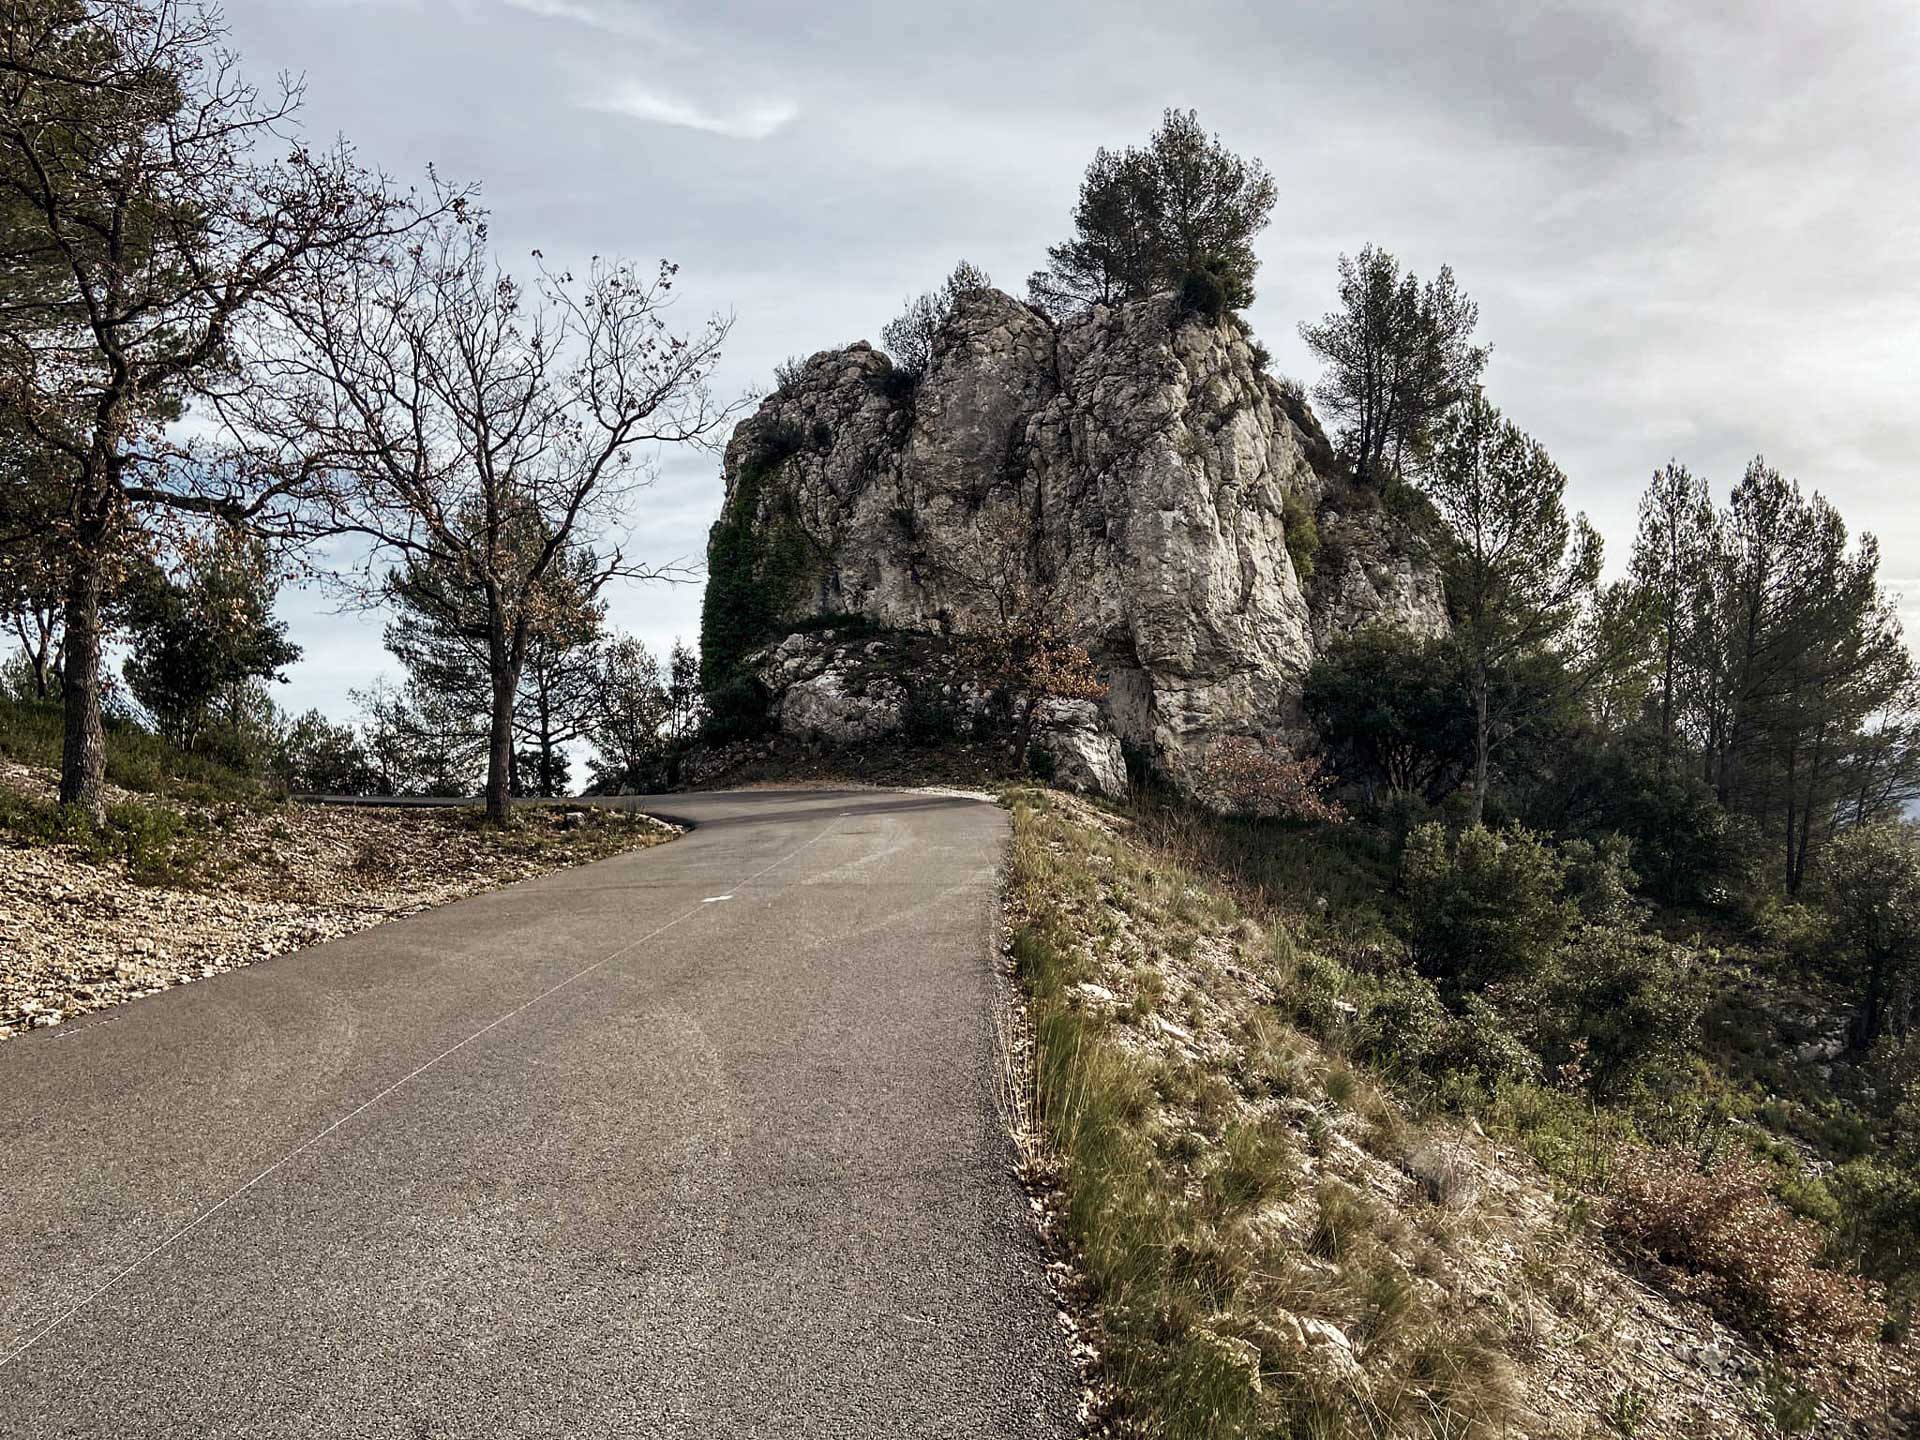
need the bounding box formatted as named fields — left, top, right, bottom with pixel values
left=711, top=288, right=1447, bottom=792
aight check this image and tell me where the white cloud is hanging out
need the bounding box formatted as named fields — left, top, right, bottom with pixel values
left=500, top=0, right=606, bottom=25
left=586, top=82, right=797, bottom=140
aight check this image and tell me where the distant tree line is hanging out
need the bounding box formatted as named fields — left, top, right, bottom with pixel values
left=1284, top=241, right=1918, bottom=1057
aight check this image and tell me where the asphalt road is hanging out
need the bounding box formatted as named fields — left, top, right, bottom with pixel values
left=0, top=789, right=1075, bottom=1439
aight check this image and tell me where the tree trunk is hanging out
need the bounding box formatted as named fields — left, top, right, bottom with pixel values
left=1658, top=617, right=1675, bottom=765
left=58, top=532, right=109, bottom=822
left=1789, top=733, right=1826, bottom=895
left=1470, top=663, right=1490, bottom=826
left=486, top=663, right=516, bottom=824
left=538, top=678, right=556, bottom=798
left=484, top=606, right=531, bottom=825
left=1852, top=956, right=1887, bottom=1053
left=1014, top=693, right=1037, bottom=776
left=1783, top=740, right=1799, bottom=894
left=14, top=613, right=56, bottom=699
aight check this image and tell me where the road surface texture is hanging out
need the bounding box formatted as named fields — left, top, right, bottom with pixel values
left=0, top=789, right=1075, bottom=1439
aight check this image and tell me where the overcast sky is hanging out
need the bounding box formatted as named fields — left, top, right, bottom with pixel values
left=221, top=0, right=1920, bottom=722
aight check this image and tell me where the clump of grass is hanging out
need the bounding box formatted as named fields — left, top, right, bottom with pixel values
left=1323, top=1064, right=1358, bottom=1108
left=0, top=783, right=220, bottom=887
left=1126, top=968, right=1166, bottom=1021
left=1233, top=1011, right=1309, bottom=1098
left=1307, top=1180, right=1373, bottom=1262
left=1405, top=1130, right=1481, bottom=1211
left=1007, top=792, right=1539, bottom=1439
left=1205, top=1117, right=1297, bottom=1213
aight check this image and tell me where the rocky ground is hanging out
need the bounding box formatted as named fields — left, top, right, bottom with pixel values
left=0, top=761, right=675, bottom=1040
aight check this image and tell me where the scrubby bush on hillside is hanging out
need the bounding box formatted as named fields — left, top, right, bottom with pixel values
left=274, top=710, right=383, bottom=795
left=1607, top=1146, right=1884, bottom=1357
left=1176, top=265, right=1228, bottom=321
left=0, top=691, right=258, bottom=799
left=1303, top=628, right=1470, bottom=804
left=1281, top=490, right=1319, bottom=583
left=1828, top=1158, right=1920, bottom=1320
left=1524, top=926, right=1700, bottom=1100
left=1195, top=737, right=1343, bottom=823
left=1400, top=822, right=1573, bottom=987
left=1529, top=739, right=1751, bottom=909
left=1821, top=822, right=1920, bottom=1051
left=1558, top=834, right=1643, bottom=926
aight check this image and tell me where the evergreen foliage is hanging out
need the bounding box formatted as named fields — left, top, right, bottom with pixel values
left=697, top=427, right=822, bottom=739
left=1298, top=246, right=1488, bottom=483
left=120, top=532, right=299, bottom=755
left=1027, top=109, right=1275, bottom=318
left=1424, top=393, right=1600, bottom=824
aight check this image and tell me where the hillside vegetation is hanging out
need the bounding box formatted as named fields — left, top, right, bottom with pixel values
left=1006, top=788, right=1915, bottom=1439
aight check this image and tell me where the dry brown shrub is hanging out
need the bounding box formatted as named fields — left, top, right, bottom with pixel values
left=1607, top=1144, right=1884, bottom=1358
left=1195, top=736, right=1345, bottom=823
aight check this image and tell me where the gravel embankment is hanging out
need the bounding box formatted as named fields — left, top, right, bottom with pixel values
left=0, top=762, right=674, bottom=1039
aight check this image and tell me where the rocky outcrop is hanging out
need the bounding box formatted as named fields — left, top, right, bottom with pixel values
left=702, top=288, right=1447, bottom=797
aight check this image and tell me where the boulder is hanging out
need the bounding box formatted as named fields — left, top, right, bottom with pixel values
left=705, top=288, right=1447, bottom=795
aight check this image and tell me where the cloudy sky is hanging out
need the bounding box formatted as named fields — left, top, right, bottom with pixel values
left=221, top=0, right=1920, bottom=721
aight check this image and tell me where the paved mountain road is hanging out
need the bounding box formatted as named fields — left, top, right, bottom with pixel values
left=0, top=789, right=1075, bottom=1439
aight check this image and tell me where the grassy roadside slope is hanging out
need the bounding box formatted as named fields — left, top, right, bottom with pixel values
left=1003, top=789, right=1908, bottom=1439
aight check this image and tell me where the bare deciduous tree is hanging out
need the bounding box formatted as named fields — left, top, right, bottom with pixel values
left=224, top=210, right=736, bottom=821
left=881, top=260, right=990, bottom=384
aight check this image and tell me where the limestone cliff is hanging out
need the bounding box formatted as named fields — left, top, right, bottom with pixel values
left=700, top=288, right=1448, bottom=795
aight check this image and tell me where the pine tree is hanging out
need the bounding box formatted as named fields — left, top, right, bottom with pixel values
left=1298, top=245, right=1488, bottom=484
left=1027, top=110, right=1275, bottom=318
left=1627, top=461, right=1713, bottom=761
left=1425, top=393, right=1600, bottom=824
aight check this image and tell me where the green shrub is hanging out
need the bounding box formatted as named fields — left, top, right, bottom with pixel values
left=1531, top=739, right=1747, bottom=909
left=1527, top=925, right=1700, bottom=1099
left=1177, top=266, right=1229, bottom=321
left=1560, top=834, right=1642, bottom=925
left=1433, top=994, right=1541, bottom=1092
left=1303, top=628, right=1471, bottom=805
left=1351, top=968, right=1448, bottom=1079
left=1400, top=822, right=1573, bottom=987
left=701, top=672, right=774, bottom=744
left=1828, top=1158, right=1920, bottom=1308
left=1281, top=490, right=1319, bottom=583
left=1629, top=1063, right=1743, bottom=1168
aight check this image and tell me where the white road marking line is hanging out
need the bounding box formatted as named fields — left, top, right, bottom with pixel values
left=0, top=814, right=841, bottom=1372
